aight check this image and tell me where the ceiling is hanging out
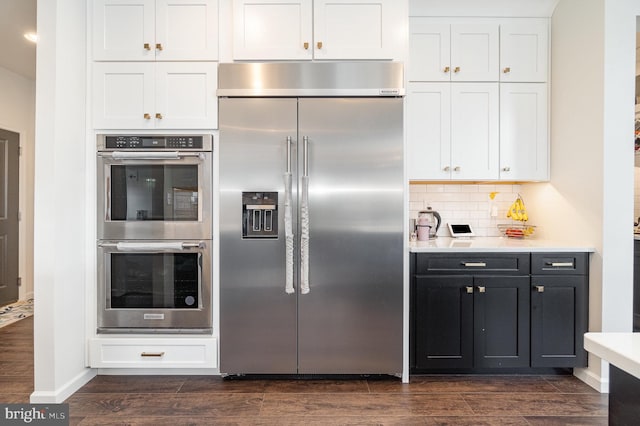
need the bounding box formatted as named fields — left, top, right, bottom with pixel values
left=0, top=0, right=36, bottom=80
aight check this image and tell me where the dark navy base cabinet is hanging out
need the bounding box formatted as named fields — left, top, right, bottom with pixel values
left=530, top=253, right=589, bottom=367
left=411, top=252, right=589, bottom=372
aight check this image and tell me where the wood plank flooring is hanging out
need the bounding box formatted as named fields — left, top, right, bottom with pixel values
left=0, top=316, right=608, bottom=425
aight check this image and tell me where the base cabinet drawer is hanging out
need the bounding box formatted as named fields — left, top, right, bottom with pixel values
left=89, top=338, right=217, bottom=369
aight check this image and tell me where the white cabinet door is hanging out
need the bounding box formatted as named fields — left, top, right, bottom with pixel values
left=450, top=83, right=499, bottom=180
left=450, top=24, right=499, bottom=82
left=93, top=0, right=156, bottom=61
left=155, top=0, right=219, bottom=61
left=500, top=19, right=548, bottom=82
left=313, top=0, right=399, bottom=60
left=407, top=83, right=451, bottom=180
left=155, top=62, right=218, bottom=129
left=93, top=62, right=155, bottom=129
left=409, top=20, right=450, bottom=82
left=93, top=0, right=218, bottom=61
left=500, top=83, right=548, bottom=181
left=93, top=62, right=217, bottom=129
left=233, top=0, right=313, bottom=60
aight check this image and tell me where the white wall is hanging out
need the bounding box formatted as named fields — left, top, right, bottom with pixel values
left=523, top=0, right=639, bottom=392
left=31, top=0, right=96, bottom=403
left=0, top=66, right=35, bottom=301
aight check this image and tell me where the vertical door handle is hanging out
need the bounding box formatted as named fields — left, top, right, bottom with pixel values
left=300, top=136, right=310, bottom=294
left=284, top=136, right=294, bottom=294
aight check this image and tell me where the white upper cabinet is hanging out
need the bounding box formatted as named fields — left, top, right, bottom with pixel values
left=93, top=0, right=219, bottom=61
left=232, top=0, right=313, bottom=60
left=233, top=0, right=402, bottom=60
left=499, top=83, right=548, bottom=180
left=407, top=82, right=499, bottom=180
left=409, top=19, right=499, bottom=82
left=500, top=19, right=548, bottom=82
left=93, top=62, right=218, bottom=129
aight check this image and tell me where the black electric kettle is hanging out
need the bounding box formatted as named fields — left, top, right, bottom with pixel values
left=417, top=207, right=441, bottom=238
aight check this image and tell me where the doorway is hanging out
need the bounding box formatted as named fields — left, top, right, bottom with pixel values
left=0, top=128, right=19, bottom=306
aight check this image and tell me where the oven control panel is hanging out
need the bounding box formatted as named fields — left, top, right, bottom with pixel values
left=103, top=135, right=205, bottom=150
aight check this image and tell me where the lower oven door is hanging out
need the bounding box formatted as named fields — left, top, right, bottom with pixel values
left=97, top=240, right=212, bottom=333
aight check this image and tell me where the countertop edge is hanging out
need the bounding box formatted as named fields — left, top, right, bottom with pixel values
left=584, top=332, right=640, bottom=380
left=408, top=237, right=596, bottom=253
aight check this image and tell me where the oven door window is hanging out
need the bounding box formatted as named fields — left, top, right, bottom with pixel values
left=110, top=165, right=198, bottom=221
left=109, top=252, right=200, bottom=309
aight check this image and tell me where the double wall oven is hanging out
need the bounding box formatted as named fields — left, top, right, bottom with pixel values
left=97, top=134, right=212, bottom=333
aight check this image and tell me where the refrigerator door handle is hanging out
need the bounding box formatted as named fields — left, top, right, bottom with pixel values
left=300, top=136, right=310, bottom=294
left=284, top=137, right=295, bottom=294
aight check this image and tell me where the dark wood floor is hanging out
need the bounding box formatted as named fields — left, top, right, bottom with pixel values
left=1, top=316, right=608, bottom=425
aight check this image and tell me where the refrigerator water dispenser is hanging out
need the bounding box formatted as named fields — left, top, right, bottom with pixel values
left=242, top=192, right=278, bottom=238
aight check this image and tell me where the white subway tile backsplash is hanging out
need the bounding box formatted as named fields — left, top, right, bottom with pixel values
left=409, top=184, right=525, bottom=237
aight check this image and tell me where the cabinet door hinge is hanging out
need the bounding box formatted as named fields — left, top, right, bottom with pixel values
left=17, top=277, right=22, bottom=287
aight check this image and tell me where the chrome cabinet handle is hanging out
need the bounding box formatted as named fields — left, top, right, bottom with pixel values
left=443, top=166, right=451, bottom=172
left=502, top=166, right=511, bottom=172
left=453, top=166, right=461, bottom=172
left=548, top=262, right=574, bottom=267
left=477, top=286, right=486, bottom=293
left=462, top=262, right=486, bottom=267
left=535, top=285, right=545, bottom=293
left=286, top=136, right=292, bottom=174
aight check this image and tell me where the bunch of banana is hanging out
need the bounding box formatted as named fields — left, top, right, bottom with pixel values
left=506, top=196, right=528, bottom=222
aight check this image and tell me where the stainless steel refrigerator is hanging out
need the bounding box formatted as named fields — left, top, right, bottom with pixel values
left=218, top=62, right=404, bottom=375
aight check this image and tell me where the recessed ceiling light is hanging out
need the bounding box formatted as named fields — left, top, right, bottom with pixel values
left=24, top=33, right=38, bottom=43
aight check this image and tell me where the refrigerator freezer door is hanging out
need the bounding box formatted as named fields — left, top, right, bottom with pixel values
left=297, top=98, right=404, bottom=374
left=219, top=98, right=298, bottom=374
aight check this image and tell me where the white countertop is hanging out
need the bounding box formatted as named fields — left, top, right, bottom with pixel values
left=584, top=333, right=640, bottom=380
left=409, top=237, right=596, bottom=253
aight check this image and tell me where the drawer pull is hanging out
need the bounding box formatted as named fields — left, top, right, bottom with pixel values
left=547, top=262, right=574, bottom=267
left=535, top=285, right=545, bottom=293
left=141, top=352, right=165, bottom=358
left=463, top=262, right=487, bottom=267
left=477, top=286, right=486, bottom=293
left=466, top=286, right=473, bottom=294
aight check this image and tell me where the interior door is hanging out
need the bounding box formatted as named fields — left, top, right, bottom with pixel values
left=297, top=98, right=403, bottom=374
left=219, top=97, right=298, bottom=374
left=0, top=129, right=19, bottom=306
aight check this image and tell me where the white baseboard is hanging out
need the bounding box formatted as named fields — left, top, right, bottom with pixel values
left=97, top=368, right=219, bottom=375
left=574, top=367, right=609, bottom=393
left=30, top=369, right=97, bottom=403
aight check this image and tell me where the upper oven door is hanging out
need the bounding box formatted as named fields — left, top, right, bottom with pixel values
left=97, top=151, right=212, bottom=240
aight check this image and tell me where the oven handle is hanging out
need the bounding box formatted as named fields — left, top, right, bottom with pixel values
left=98, top=242, right=205, bottom=251
left=99, top=152, right=205, bottom=160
